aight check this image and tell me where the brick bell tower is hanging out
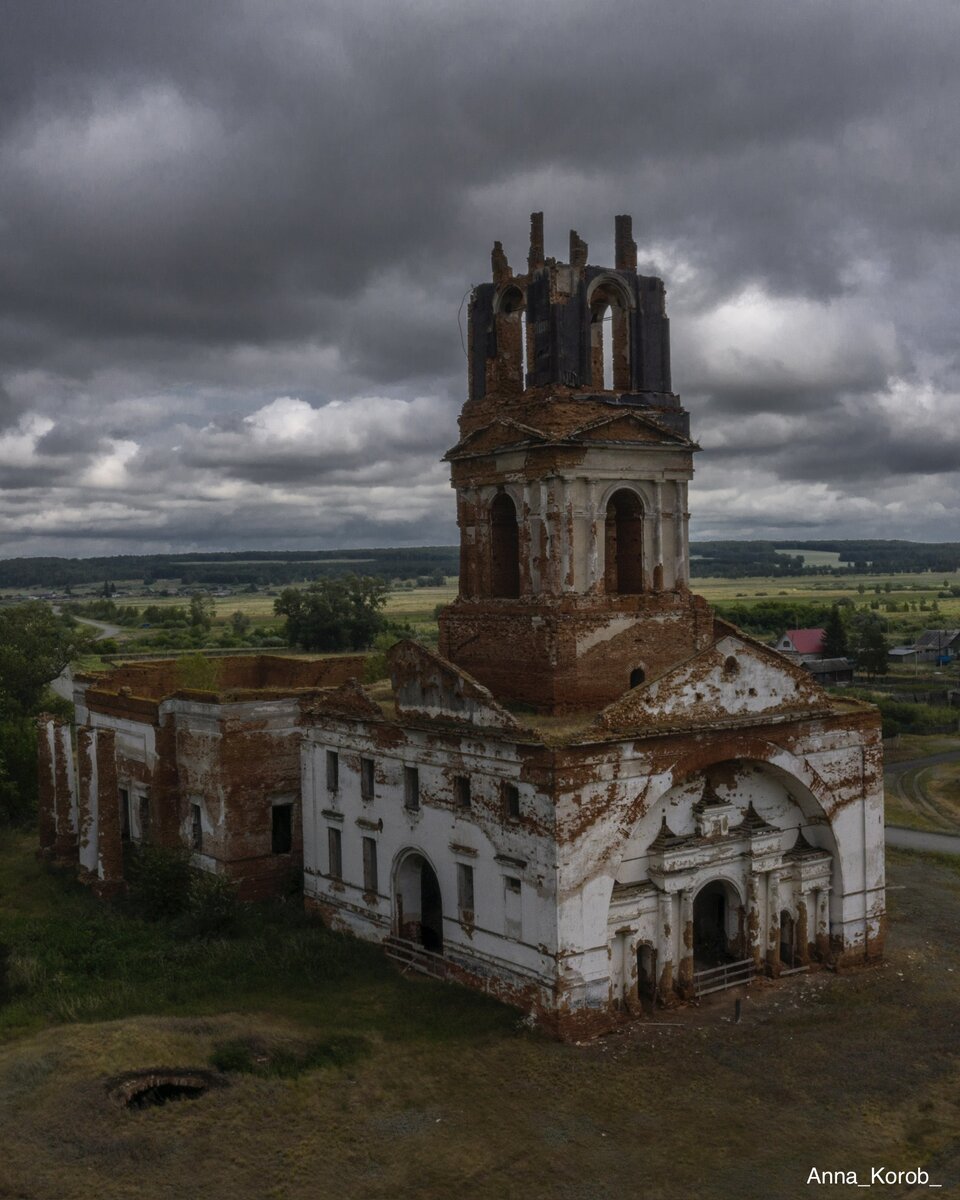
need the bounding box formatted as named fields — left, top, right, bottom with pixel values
left=437, top=213, right=714, bottom=712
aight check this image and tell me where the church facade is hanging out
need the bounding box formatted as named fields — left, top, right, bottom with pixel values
left=40, top=214, right=885, bottom=1035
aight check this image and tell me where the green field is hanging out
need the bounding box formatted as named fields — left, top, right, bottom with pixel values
left=1, top=834, right=959, bottom=1198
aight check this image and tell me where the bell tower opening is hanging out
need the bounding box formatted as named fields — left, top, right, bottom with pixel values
left=490, top=492, right=521, bottom=598
left=589, top=278, right=631, bottom=392
left=604, top=489, right=644, bottom=595
left=439, top=212, right=704, bottom=711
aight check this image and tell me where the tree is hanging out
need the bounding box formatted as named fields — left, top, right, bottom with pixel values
left=189, top=594, right=215, bottom=629
left=0, top=603, right=94, bottom=718
left=0, top=603, right=87, bottom=825
left=274, top=575, right=388, bottom=652
left=822, top=606, right=848, bottom=658
left=855, top=619, right=889, bottom=677
left=230, top=610, right=251, bottom=636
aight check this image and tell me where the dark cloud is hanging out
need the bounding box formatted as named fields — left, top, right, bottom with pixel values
left=1, top=0, right=959, bottom=553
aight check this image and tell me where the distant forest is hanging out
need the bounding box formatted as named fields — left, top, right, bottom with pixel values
left=689, top=541, right=960, bottom=578
left=3, top=540, right=960, bottom=589
left=0, top=547, right=460, bottom=589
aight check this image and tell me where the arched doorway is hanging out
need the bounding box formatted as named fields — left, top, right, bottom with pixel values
left=637, top=943, right=657, bottom=1005
left=780, top=909, right=796, bottom=968
left=693, top=881, right=736, bottom=968
left=490, top=492, right=520, bottom=598
left=395, top=853, right=444, bottom=954
left=604, top=489, right=644, bottom=594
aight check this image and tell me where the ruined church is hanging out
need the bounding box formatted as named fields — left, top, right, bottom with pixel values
left=39, top=214, right=886, bottom=1035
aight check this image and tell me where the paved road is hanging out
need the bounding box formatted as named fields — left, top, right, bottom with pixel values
left=883, top=749, right=960, bottom=774
left=885, top=825, right=960, bottom=855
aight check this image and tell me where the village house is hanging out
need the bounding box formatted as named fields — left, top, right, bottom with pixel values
left=38, top=214, right=885, bottom=1036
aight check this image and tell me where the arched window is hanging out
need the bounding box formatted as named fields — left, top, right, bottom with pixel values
left=604, top=489, right=644, bottom=594
left=629, top=667, right=645, bottom=688
left=589, top=279, right=631, bottom=391
left=496, top=285, right=527, bottom=393
left=490, top=492, right=521, bottom=598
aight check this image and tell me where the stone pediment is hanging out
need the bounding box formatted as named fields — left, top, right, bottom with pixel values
left=445, top=418, right=550, bottom=460
left=387, top=640, right=522, bottom=732
left=305, top=677, right=383, bottom=721
left=595, top=633, right=829, bottom=732
left=565, top=411, right=693, bottom=447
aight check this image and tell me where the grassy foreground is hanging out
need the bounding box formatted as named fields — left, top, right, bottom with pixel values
left=1, top=834, right=960, bottom=1198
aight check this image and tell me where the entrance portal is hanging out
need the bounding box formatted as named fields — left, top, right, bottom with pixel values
left=395, top=853, right=444, bottom=954
left=780, top=909, right=795, bottom=968
left=693, top=882, right=730, bottom=968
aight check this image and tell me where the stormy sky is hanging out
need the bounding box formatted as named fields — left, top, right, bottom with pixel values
left=2, top=0, right=958, bottom=558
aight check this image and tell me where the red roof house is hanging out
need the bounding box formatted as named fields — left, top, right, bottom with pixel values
left=777, top=628, right=826, bottom=657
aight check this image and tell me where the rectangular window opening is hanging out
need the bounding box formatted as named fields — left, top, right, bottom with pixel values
left=454, top=775, right=471, bottom=809
left=362, top=836, right=378, bottom=895
left=119, top=787, right=131, bottom=842
left=403, top=766, right=420, bottom=811
left=190, top=802, right=202, bottom=852
left=360, top=757, right=375, bottom=802
left=326, top=750, right=339, bottom=792
left=457, top=863, right=475, bottom=920
left=272, top=802, right=293, bottom=855
left=327, top=827, right=342, bottom=880
left=138, top=794, right=150, bottom=841
left=502, top=782, right=521, bottom=819
left=504, top=876, right=522, bottom=940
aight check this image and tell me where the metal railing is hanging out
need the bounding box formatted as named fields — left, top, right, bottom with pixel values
left=693, top=957, right=758, bottom=998
left=383, top=936, right=448, bottom=981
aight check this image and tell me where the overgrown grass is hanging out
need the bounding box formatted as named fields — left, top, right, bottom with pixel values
left=0, top=831, right=516, bottom=1044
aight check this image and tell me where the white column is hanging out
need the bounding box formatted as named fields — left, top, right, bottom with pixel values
left=586, top=481, right=600, bottom=592
left=766, top=869, right=781, bottom=974
left=521, top=482, right=534, bottom=594
left=652, top=480, right=664, bottom=590
left=673, top=480, right=687, bottom=585
left=657, top=890, right=674, bottom=998
left=560, top=477, right=573, bottom=592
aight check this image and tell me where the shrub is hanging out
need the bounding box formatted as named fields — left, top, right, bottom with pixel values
left=182, top=870, right=240, bottom=937
left=126, top=845, right=193, bottom=921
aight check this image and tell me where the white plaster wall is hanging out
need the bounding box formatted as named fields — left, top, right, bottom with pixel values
left=302, top=719, right=560, bottom=995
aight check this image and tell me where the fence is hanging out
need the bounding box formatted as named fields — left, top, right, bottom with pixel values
left=692, top=957, right=758, bottom=998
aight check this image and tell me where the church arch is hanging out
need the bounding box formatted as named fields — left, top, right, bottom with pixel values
left=489, top=491, right=521, bottom=598
left=393, top=848, right=444, bottom=954
left=493, top=284, right=528, bottom=392
left=587, top=274, right=634, bottom=391
left=604, top=748, right=846, bottom=903
left=604, top=488, right=644, bottom=594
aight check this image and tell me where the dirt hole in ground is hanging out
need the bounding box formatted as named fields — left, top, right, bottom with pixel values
left=107, top=1068, right=228, bottom=1109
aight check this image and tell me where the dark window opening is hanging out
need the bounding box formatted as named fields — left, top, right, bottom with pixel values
left=190, top=802, right=202, bottom=853
left=360, top=757, right=375, bottom=801
left=454, top=775, right=471, bottom=809
left=604, top=489, right=644, bottom=595
left=119, top=788, right=131, bottom=842
left=403, top=766, right=420, bottom=811
left=497, top=285, right=527, bottom=392
left=590, top=282, right=631, bottom=392
left=780, top=909, right=796, bottom=968
left=723, top=655, right=740, bottom=676
left=326, top=750, right=339, bottom=792
left=362, top=837, right=378, bottom=895
left=502, top=781, right=521, bottom=819
left=457, top=863, right=475, bottom=920
left=490, top=492, right=521, bottom=598
left=327, top=827, right=342, bottom=880
left=138, top=794, right=150, bottom=841
left=629, top=667, right=645, bottom=688
left=271, top=803, right=292, bottom=855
